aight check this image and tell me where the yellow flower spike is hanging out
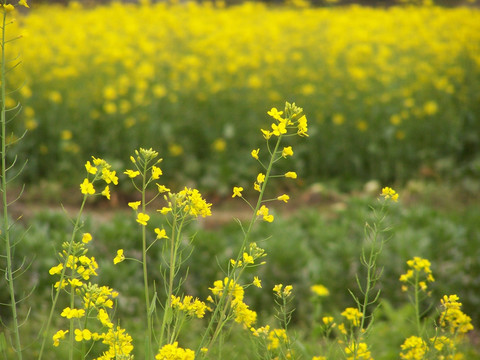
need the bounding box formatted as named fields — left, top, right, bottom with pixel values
left=114, top=249, right=125, bottom=264
left=136, top=212, right=150, bottom=226
left=282, top=146, right=293, bottom=158
left=253, top=182, right=261, bottom=192
left=251, top=148, right=259, bottom=160
left=18, top=0, right=29, bottom=7
left=277, top=194, right=289, bottom=203
left=285, top=171, right=297, bottom=179
left=232, top=186, right=243, bottom=198
left=253, top=276, right=262, bottom=288
left=80, top=178, right=95, bottom=195
left=381, top=186, right=399, bottom=202
left=154, top=228, right=168, bottom=239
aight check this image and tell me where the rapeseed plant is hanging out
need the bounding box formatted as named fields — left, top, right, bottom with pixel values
left=1, top=2, right=29, bottom=359
left=39, top=158, right=120, bottom=360
left=399, top=259, right=474, bottom=359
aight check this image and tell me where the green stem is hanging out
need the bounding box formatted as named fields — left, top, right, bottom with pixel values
left=68, top=284, right=75, bottom=360
left=197, top=134, right=284, bottom=354
left=141, top=173, right=154, bottom=359
left=37, top=196, right=88, bottom=359
left=159, top=206, right=177, bottom=346
left=414, top=272, right=421, bottom=335
left=1, top=8, right=23, bottom=360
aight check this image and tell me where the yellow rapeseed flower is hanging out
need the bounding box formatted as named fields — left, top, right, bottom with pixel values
left=113, top=249, right=125, bottom=264
left=381, top=186, right=399, bottom=202
left=136, top=212, right=150, bottom=226
left=80, top=178, right=95, bottom=195
left=81, top=232, right=92, bottom=244
left=155, top=228, right=168, bottom=239
left=282, top=146, right=293, bottom=158
left=52, top=330, right=68, bottom=347
left=232, top=186, right=243, bottom=198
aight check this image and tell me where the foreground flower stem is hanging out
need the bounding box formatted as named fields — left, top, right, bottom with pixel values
left=158, top=202, right=188, bottom=346
left=37, top=196, right=88, bottom=360
left=140, top=167, right=154, bottom=359
left=1, top=7, right=22, bottom=360
left=198, top=133, right=283, bottom=354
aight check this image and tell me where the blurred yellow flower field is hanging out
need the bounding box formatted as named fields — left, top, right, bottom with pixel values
left=6, top=2, right=480, bottom=189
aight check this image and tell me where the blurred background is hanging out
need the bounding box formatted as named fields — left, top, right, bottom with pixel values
left=1, top=0, right=479, bottom=358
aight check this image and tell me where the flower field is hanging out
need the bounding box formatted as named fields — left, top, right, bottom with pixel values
left=1, top=1, right=480, bottom=360
left=6, top=1, right=480, bottom=191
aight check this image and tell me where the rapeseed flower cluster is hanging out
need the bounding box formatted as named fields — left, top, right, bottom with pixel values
left=50, top=240, right=98, bottom=289
left=380, top=187, right=399, bottom=202
left=341, top=307, right=363, bottom=328
left=208, top=277, right=257, bottom=328
left=155, top=342, right=195, bottom=360
left=232, top=102, right=306, bottom=224
left=80, top=157, right=118, bottom=199
left=439, top=295, right=474, bottom=335
left=50, top=240, right=133, bottom=357
left=170, top=295, right=209, bottom=319
left=345, top=341, right=373, bottom=360
left=399, top=336, right=428, bottom=360
left=399, top=256, right=435, bottom=292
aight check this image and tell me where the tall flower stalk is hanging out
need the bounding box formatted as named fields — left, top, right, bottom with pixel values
left=340, top=187, right=398, bottom=360
left=38, top=157, right=117, bottom=359
left=1, top=2, right=29, bottom=359
left=197, top=101, right=308, bottom=355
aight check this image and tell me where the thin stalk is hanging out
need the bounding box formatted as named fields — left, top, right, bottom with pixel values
left=68, top=285, right=75, bottom=360
left=158, top=206, right=178, bottom=346
left=198, top=134, right=284, bottom=354
left=414, top=272, right=421, bottom=335
left=1, top=8, right=22, bottom=359
left=38, top=197, right=88, bottom=359
left=141, top=173, right=153, bottom=359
